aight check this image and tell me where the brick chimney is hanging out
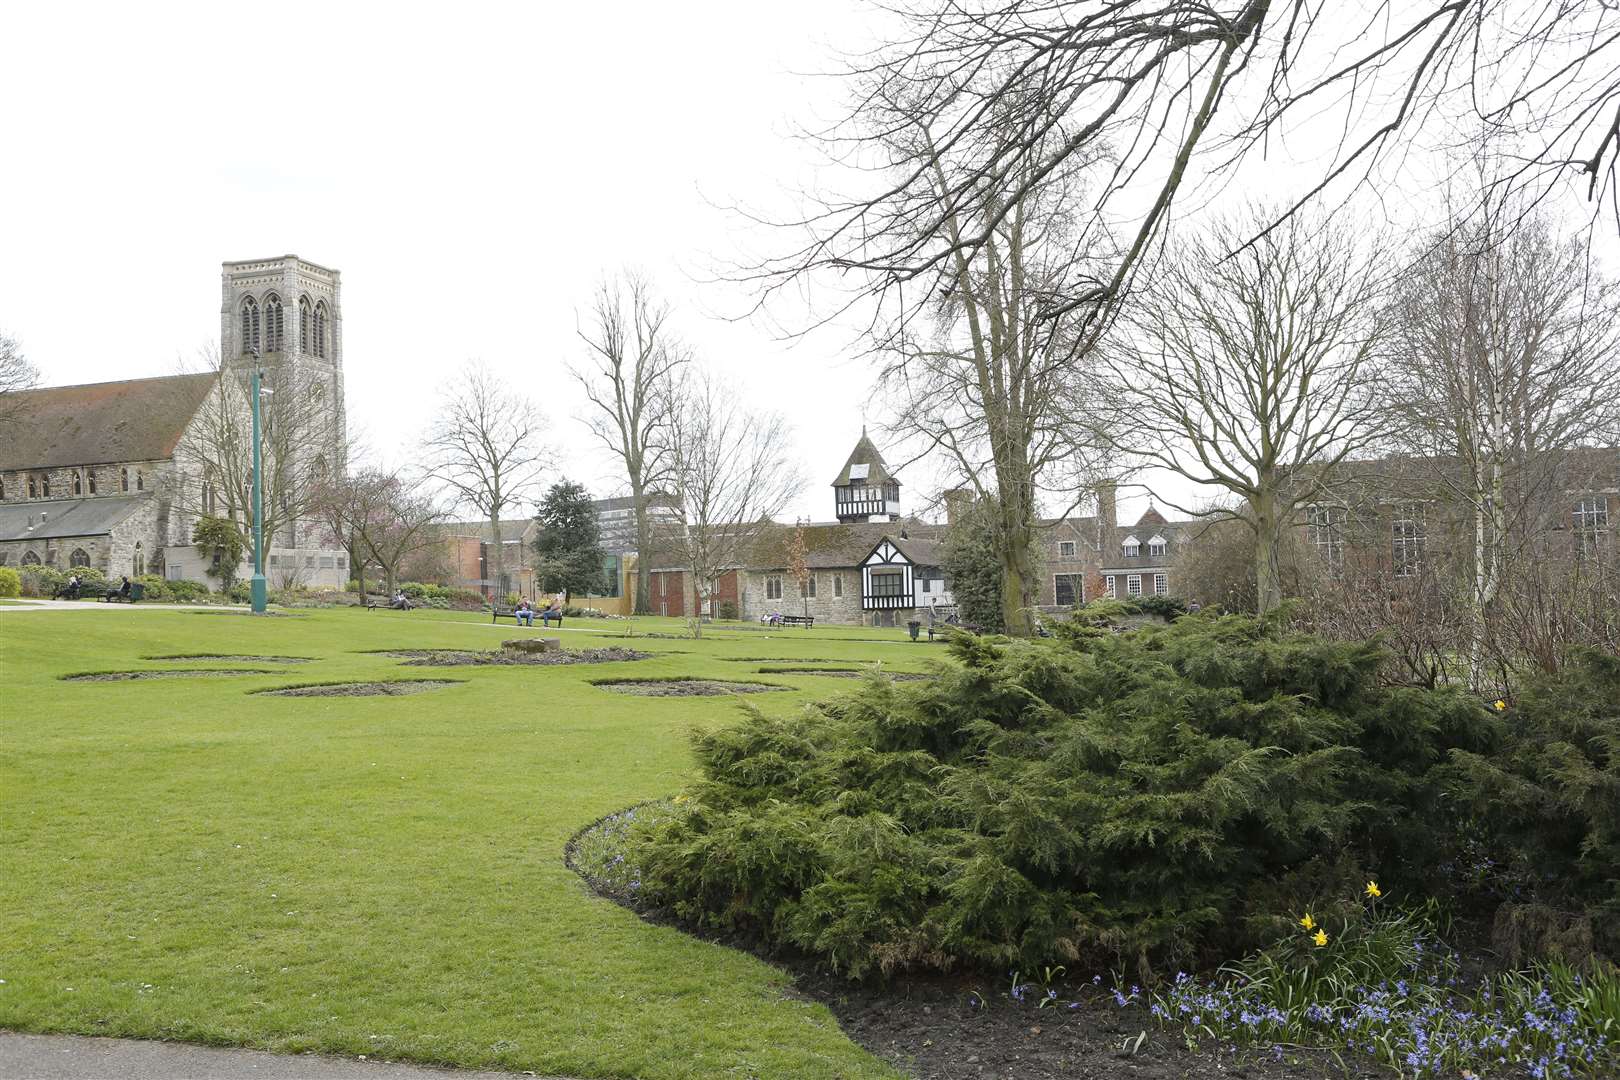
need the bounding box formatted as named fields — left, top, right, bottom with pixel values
left=943, top=487, right=974, bottom=526
left=1096, top=480, right=1117, bottom=533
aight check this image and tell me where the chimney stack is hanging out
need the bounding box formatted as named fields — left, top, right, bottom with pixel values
left=1096, top=480, right=1117, bottom=533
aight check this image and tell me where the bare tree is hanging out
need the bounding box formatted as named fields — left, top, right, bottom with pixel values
left=879, top=118, right=1112, bottom=636
left=572, top=273, right=687, bottom=615
left=424, top=364, right=549, bottom=599
left=0, top=329, right=40, bottom=430
left=171, top=350, right=345, bottom=554
left=1106, top=212, right=1389, bottom=613
left=752, top=2, right=1620, bottom=336
left=313, top=467, right=445, bottom=596
left=1383, top=198, right=1620, bottom=680
left=666, top=369, right=804, bottom=637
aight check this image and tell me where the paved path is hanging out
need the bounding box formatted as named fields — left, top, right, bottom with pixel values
left=0, top=599, right=250, bottom=613
left=0, top=1033, right=563, bottom=1079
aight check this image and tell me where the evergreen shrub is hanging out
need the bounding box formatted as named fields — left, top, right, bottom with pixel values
left=0, top=567, right=19, bottom=597
left=623, top=613, right=1506, bottom=979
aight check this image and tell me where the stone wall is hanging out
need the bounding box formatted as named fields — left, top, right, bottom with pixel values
left=738, top=568, right=865, bottom=624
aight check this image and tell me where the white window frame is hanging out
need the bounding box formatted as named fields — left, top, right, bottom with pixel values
left=1126, top=574, right=1142, bottom=597
left=1392, top=505, right=1425, bottom=578
left=1105, top=575, right=1116, bottom=599
left=1058, top=540, right=1076, bottom=558
left=1153, top=573, right=1168, bottom=595
left=1149, top=536, right=1167, bottom=557
left=1306, top=505, right=1345, bottom=576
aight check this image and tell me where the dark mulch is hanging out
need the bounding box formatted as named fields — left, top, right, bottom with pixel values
left=255, top=681, right=460, bottom=697
left=757, top=666, right=932, bottom=681
left=566, top=811, right=1376, bottom=1080
left=63, top=669, right=276, bottom=681
left=382, top=647, right=653, bottom=667
left=144, top=653, right=312, bottom=663
left=593, top=678, right=787, bottom=697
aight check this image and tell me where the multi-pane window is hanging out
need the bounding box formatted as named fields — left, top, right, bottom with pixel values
left=1392, top=505, right=1425, bottom=578
left=833, top=574, right=843, bottom=598
left=241, top=296, right=260, bottom=355
left=1575, top=496, right=1610, bottom=555
left=1054, top=573, right=1082, bottom=607
left=1058, top=540, right=1076, bottom=558
left=869, top=571, right=906, bottom=596
left=1122, top=535, right=1140, bottom=557
left=1153, top=573, right=1168, bottom=595
left=1105, top=575, right=1117, bottom=598
left=1306, top=505, right=1345, bottom=575
left=70, top=548, right=90, bottom=567
left=1149, top=536, right=1167, bottom=557
left=765, top=575, right=782, bottom=601
left=1127, top=574, right=1143, bottom=596
left=265, top=294, right=284, bottom=351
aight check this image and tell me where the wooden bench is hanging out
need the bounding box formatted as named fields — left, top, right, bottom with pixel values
left=101, top=583, right=145, bottom=604
left=365, top=595, right=414, bottom=611
left=779, top=614, right=814, bottom=628
left=492, top=607, right=563, bottom=627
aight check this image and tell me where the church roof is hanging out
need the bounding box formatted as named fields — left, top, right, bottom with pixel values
left=0, top=373, right=218, bottom=472
left=0, top=495, right=153, bottom=542
left=831, top=430, right=898, bottom=487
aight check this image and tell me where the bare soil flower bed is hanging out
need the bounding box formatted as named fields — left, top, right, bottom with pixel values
left=255, top=680, right=460, bottom=697
left=567, top=806, right=1367, bottom=1080
left=593, top=678, right=786, bottom=697
left=63, top=669, right=277, bottom=681
left=144, top=653, right=312, bottom=663
left=756, top=665, right=931, bottom=681
left=380, top=647, right=652, bottom=667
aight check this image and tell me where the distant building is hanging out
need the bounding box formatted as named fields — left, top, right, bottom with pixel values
left=648, top=432, right=952, bottom=625
left=1038, top=483, right=1194, bottom=608
left=0, top=256, right=348, bottom=587
left=437, top=518, right=539, bottom=601
left=590, top=493, right=682, bottom=555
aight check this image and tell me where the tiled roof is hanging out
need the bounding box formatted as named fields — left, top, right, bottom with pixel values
left=0, top=373, right=218, bottom=472
left=0, top=495, right=152, bottom=542
left=648, top=518, right=946, bottom=572
left=831, top=431, right=898, bottom=487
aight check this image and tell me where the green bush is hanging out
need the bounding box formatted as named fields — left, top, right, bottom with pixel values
left=622, top=614, right=1504, bottom=980
left=400, top=582, right=450, bottom=601
left=1447, top=649, right=1620, bottom=960
left=164, top=579, right=211, bottom=603
left=0, top=567, right=20, bottom=597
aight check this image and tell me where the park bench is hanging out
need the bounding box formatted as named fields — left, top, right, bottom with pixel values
left=101, top=583, right=145, bottom=604
left=365, top=594, right=414, bottom=611
left=779, top=614, right=814, bottom=628
left=492, top=606, right=563, bottom=627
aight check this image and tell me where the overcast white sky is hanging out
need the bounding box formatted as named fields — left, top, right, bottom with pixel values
left=2, top=2, right=1611, bottom=528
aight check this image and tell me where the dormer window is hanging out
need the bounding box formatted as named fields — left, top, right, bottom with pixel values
left=1122, top=534, right=1140, bottom=558
left=1148, top=534, right=1167, bottom=557
left=848, top=463, right=870, bottom=481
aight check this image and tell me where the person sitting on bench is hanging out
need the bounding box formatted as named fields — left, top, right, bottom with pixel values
left=514, top=599, right=534, bottom=626
left=390, top=590, right=413, bottom=610
left=541, top=602, right=563, bottom=628
left=118, top=576, right=132, bottom=600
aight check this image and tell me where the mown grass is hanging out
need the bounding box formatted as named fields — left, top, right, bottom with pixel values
left=0, top=606, right=938, bottom=1078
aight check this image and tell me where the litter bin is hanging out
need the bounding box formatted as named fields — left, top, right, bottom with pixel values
left=907, top=619, right=921, bottom=641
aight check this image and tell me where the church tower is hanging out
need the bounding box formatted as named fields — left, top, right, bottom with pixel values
left=832, top=428, right=902, bottom=523
left=219, top=255, right=345, bottom=455
left=219, top=255, right=346, bottom=548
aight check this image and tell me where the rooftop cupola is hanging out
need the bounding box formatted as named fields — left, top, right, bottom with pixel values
left=832, top=427, right=902, bottom=523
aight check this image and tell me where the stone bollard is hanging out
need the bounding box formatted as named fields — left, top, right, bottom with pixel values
left=502, top=637, right=562, bottom=654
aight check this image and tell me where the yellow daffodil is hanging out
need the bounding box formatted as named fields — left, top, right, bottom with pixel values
left=1299, top=914, right=1315, bottom=930
left=1312, top=929, right=1329, bottom=947
left=1365, top=880, right=1382, bottom=899
left=1494, top=699, right=1507, bottom=711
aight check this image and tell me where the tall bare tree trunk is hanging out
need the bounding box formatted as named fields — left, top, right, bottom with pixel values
left=633, top=495, right=653, bottom=615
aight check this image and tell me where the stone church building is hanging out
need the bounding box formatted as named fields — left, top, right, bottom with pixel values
left=0, top=255, right=349, bottom=588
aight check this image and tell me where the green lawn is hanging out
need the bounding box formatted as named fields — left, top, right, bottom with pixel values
left=0, top=606, right=935, bottom=1079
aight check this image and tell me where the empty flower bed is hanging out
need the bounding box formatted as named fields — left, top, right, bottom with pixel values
left=373, top=647, right=652, bottom=667
left=253, top=680, right=461, bottom=698
left=63, top=668, right=278, bottom=681
left=591, top=678, right=787, bottom=697
left=144, top=653, right=313, bottom=663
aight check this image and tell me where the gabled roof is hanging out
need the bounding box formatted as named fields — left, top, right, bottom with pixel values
left=647, top=518, right=946, bottom=573
left=0, top=373, right=218, bottom=472
left=0, top=495, right=153, bottom=542
left=831, top=429, right=898, bottom=487
left=1135, top=506, right=1168, bottom=527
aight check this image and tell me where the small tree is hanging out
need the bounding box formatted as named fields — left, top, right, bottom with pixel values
left=0, top=329, right=39, bottom=432
left=941, top=497, right=1005, bottom=632
left=786, top=523, right=811, bottom=617
left=533, top=479, right=606, bottom=605
left=192, top=515, right=247, bottom=591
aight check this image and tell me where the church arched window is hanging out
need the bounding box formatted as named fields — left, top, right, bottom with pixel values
left=313, top=300, right=328, bottom=359
left=88, top=470, right=97, bottom=494
left=21, top=550, right=40, bottom=565
left=299, top=296, right=312, bottom=353
left=241, top=295, right=260, bottom=355
left=73, top=471, right=83, bottom=495
left=120, top=468, right=130, bottom=492
left=0, top=476, right=6, bottom=500
left=265, top=294, right=284, bottom=352
left=70, top=548, right=90, bottom=567
left=40, top=474, right=50, bottom=498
